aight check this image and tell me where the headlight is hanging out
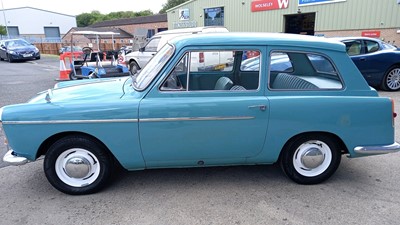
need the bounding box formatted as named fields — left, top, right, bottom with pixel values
left=8, top=50, right=15, bottom=54
left=34, top=47, right=39, bottom=53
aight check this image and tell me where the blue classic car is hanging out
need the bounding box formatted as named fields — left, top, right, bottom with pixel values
left=1, top=33, right=400, bottom=195
left=333, top=37, right=400, bottom=91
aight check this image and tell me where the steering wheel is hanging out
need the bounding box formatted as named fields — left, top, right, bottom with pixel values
left=163, top=73, right=184, bottom=90
left=82, top=47, right=93, bottom=55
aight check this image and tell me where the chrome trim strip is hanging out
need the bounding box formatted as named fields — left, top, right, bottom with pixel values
left=354, top=142, right=400, bottom=155
left=140, top=116, right=254, bottom=122
left=2, top=116, right=254, bottom=124
left=2, top=119, right=138, bottom=125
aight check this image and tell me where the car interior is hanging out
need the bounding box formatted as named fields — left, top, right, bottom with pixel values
left=160, top=49, right=343, bottom=92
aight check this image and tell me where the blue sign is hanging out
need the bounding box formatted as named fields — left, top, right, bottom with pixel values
left=299, top=0, right=346, bottom=6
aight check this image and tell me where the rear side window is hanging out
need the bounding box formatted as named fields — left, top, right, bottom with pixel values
left=365, top=40, right=379, bottom=53
left=307, top=54, right=335, bottom=74
left=269, top=51, right=343, bottom=90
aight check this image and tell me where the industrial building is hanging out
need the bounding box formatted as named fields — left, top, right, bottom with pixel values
left=0, top=7, right=77, bottom=42
left=167, top=0, right=400, bottom=45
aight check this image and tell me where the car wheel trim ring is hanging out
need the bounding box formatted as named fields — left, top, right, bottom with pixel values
left=387, top=68, right=400, bottom=90
left=293, top=140, right=332, bottom=177
left=55, top=148, right=100, bottom=187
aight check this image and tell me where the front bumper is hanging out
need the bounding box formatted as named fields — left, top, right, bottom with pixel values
left=354, top=142, right=400, bottom=156
left=3, top=150, right=28, bottom=166
left=9, top=52, right=40, bottom=60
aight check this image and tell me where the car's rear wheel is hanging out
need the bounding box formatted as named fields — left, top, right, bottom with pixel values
left=381, top=65, right=400, bottom=91
left=280, top=134, right=341, bottom=184
left=44, top=135, right=113, bottom=195
left=129, top=61, right=140, bottom=75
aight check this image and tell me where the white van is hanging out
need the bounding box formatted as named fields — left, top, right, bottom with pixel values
left=125, top=26, right=229, bottom=74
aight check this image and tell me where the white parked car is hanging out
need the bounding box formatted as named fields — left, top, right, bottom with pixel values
left=125, top=26, right=229, bottom=74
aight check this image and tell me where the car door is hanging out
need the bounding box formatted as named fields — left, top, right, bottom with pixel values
left=137, top=37, right=160, bottom=68
left=347, top=39, right=390, bottom=86
left=138, top=48, right=270, bottom=167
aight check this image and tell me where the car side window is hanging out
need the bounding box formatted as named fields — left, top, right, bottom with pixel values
left=343, top=40, right=362, bottom=56
left=269, top=51, right=343, bottom=90
left=365, top=40, right=379, bottom=53
left=144, top=38, right=160, bottom=52
left=160, top=50, right=260, bottom=92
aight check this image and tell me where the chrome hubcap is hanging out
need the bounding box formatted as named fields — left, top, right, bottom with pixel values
left=293, top=140, right=332, bottom=177
left=387, top=68, right=400, bottom=90
left=301, top=147, right=324, bottom=169
left=55, top=148, right=100, bottom=187
left=65, top=157, right=91, bottom=179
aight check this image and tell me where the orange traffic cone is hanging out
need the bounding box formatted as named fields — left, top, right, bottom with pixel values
left=56, top=54, right=70, bottom=81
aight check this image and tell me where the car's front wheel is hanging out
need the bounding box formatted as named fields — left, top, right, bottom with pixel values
left=381, top=65, right=400, bottom=91
left=44, top=135, right=113, bottom=195
left=7, top=54, right=13, bottom=63
left=280, top=134, right=341, bottom=184
left=69, top=71, right=79, bottom=80
left=129, top=61, right=140, bottom=75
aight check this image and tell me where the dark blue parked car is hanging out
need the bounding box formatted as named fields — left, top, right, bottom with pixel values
left=333, top=37, right=400, bottom=91
left=0, top=39, right=40, bottom=62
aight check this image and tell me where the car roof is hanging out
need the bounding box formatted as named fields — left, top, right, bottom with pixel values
left=331, top=36, right=383, bottom=42
left=169, top=32, right=346, bottom=52
left=155, top=26, right=228, bottom=36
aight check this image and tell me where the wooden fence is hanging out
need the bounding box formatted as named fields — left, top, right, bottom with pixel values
left=35, top=43, right=128, bottom=55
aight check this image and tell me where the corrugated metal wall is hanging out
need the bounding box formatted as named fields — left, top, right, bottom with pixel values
left=168, top=0, right=400, bottom=32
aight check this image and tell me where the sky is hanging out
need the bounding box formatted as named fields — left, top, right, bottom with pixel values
left=1, top=0, right=168, bottom=16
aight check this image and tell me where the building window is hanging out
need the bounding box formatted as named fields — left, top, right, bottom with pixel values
left=204, top=7, right=224, bottom=26
left=120, top=39, right=124, bottom=43
left=7, top=26, right=20, bottom=38
left=44, top=27, right=60, bottom=38
left=147, top=29, right=155, bottom=38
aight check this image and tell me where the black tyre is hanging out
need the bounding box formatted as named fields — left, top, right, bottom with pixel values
left=36, top=56, right=41, bottom=60
left=129, top=61, right=140, bottom=75
left=69, top=71, right=79, bottom=80
left=44, top=135, right=113, bottom=195
left=280, top=134, right=341, bottom=184
left=7, top=54, right=13, bottom=63
left=381, top=65, right=400, bottom=91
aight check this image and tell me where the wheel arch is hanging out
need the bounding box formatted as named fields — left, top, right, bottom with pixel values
left=129, top=58, right=141, bottom=68
left=36, top=131, right=119, bottom=165
left=278, top=131, right=349, bottom=161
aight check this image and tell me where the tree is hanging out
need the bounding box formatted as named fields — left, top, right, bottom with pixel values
left=0, top=25, right=7, bottom=36
left=76, top=10, right=154, bottom=27
left=159, top=0, right=190, bottom=14
left=76, top=11, right=104, bottom=27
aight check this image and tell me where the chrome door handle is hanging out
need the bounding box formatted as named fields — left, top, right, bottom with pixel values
left=248, top=105, right=267, bottom=111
